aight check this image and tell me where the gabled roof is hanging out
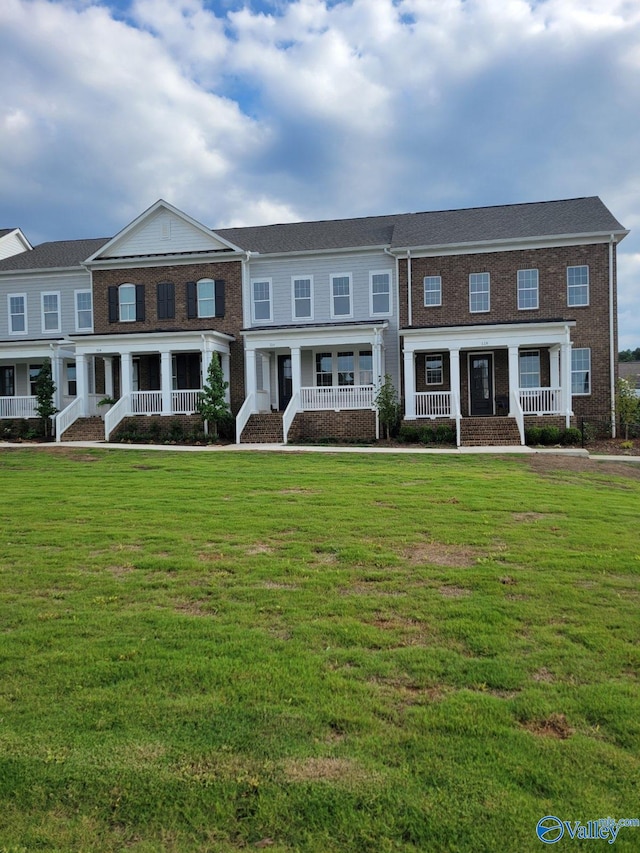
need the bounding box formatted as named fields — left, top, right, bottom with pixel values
left=0, top=238, right=108, bottom=273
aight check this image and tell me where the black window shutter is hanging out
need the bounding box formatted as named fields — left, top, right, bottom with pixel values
left=135, top=284, right=145, bottom=322
left=215, top=280, right=225, bottom=317
left=157, top=282, right=175, bottom=320
left=167, top=282, right=175, bottom=318
left=108, top=286, right=119, bottom=323
left=186, top=281, right=197, bottom=319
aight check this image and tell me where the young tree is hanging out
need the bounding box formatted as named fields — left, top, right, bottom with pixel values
left=197, top=353, right=231, bottom=441
left=616, top=377, right=640, bottom=440
left=34, top=359, right=57, bottom=439
left=375, top=374, right=401, bottom=440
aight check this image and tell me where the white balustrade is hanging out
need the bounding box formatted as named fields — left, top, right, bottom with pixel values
left=415, top=391, right=452, bottom=418
left=519, top=387, right=561, bottom=415
left=104, top=394, right=130, bottom=440
left=0, top=396, right=38, bottom=419
left=130, top=391, right=162, bottom=414
left=510, top=389, right=525, bottom=445
left=299, top=385, right=375, bottom=411
left=172, top=389, right=201, bottom=414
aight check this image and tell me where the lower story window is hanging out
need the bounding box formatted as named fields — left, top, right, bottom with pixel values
left=337, top=352, right=354, bottom=386
left=29, top=364, right=43, bottom=396
left=315, top=350, right=373, bottom=386
left=571, top=348, right=591, bottom=395
left=425, top=354, right=443, bottom=385
left=316, top=353, right=333, bottom=387
left=67, top=364, right=77, bottom=396
left=519, top=350, right=540, bottom=388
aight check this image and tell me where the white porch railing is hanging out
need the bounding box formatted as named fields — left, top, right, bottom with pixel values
left=55, top=397, right=82, bottom=442
left=510, top=389, right=525, bottom=445
left=172, top=389, right=201, bottom=414
left=299, top=385, right=375, bottom=411
left=0, top=396, right=38, bottom=419
left=283, top=391, right=300, bottom=445
left=519, top=387, right=561, bottom=415
left=415, top=391, right=452, bottom=418
left=235, top=391, right=256, bottom=444
left=130, top=391, right=162, bottom=414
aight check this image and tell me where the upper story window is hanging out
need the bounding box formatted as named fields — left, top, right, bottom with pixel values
left=186, top=279, right=225, bottom=319
left=331, top=273, right=352, bottom=318
left=469, top=273, right=490, bottom=313
left=292, top=277, right=313, bottom=320
left=108, top=284, right=145, bottom=323
left=424, top=276, right=442, bottom=307
left=567, top=266, right=589, bottom=306
left=517, top=269, right=539, bottom=310
left=8, top=294, right=27, bottom=334
left=370, top=271, right=391, bottom=316
left=425, top=354, right=443, bottom=385
left=41, top=292, right=60, bottom=333
left=519, top=350, right=540, bottom=388
left=252, top=279, right=272, bottom=322
left=75, top=290, right=93, bottom=331
left=571, top=348, right=591, bottom=395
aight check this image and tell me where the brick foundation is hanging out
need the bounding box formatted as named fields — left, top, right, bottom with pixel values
left=288, top=410, right=377, bottom=442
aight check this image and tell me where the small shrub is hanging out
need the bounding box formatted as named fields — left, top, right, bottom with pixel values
left=525, top=426, right=543, bottom=446
left=398, top=424, right=420, bottom=443
left=168, top=421, right=185, bottom=442
left=540, top=425, right=561, bottom=445
left=561, top=427, right=581, bottom=446
left=621, top=439, right=634, bottom=449
left=435, top=423, right=456, bottom=445
left=418, top=425, right=435, bottom=445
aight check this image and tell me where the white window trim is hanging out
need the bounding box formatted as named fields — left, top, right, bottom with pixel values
left=424, top=275, right=442, bottom=308
left=251, top=278, right=273, bottom=323
left=197, top=278, right=216, bottom=319
left=291, top=275, right=314, bottom=321
left=119, top=283, right=136, bottom=323
left=425, top=353, right=444, bottom=386
left=517, top=269, right=539, bottom=311
left=571, top=347, right=591, bottom=396
left=41, top=290, right=61, bottom=334
left=369, top=270, right=392, bottom=317
left=330, top=273, right=353, bottom=320
left=74, top=289, right=93, bottom=332
left=567, top=265, right=590, bottom=307
left=469, top=273, right=490, bottom=314
left=8, top=293, right=27, bottom=335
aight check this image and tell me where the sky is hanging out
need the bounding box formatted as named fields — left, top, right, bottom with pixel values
left=0, top=0, right=639, bottom=347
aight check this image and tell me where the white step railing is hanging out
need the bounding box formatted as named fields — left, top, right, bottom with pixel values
left=283, top=391, right=300, bottom=445
left=235, top=391, right=256, bottom=444
left=415, top=391, right=452, bottom=418
left=104, top=394, right=130, bottom=440
left=299, top=385, right=375, bottom=411
left=511, top=389, right=525, bottom=444
left=172, top=389, right=201, bottom=414
left=0, top=395, right=38, bottom=419
left=55, top=397, right=82, bottom=442
left=519, top=387, right=561, bottom=415
left=451, top=392, right=461, bottom=447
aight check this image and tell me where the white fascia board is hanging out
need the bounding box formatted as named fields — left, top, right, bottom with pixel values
left=242, top=245, right=391, bottom=261
left=83, top=251, right=243, bottom=270
left=71, top=329, right=234, bottom=357
left=0, top=266, right=89, bottom=278
left=401, top=320, right=576, bottom=352
left=391, top=230, right=630, bottom=258
left=0, top=339, right=65, bottom=360
left=242, top=321, right=388, bottom=351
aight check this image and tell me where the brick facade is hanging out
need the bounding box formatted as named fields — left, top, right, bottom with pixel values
left=288, top=410, right=377, bottom=442
left=399, top=242, right=616, bottom=420
left=92, top=261, right=245, bottom=413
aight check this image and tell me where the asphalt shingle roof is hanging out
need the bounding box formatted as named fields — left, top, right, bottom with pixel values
left=0, top=238, right=109, bottom=272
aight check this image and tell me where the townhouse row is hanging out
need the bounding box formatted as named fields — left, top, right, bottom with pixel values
left=0, top=196, right=628, bottom=445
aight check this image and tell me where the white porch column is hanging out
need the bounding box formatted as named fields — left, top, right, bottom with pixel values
left=121, top=352, right=133, bottom=399
left=160, top=351, right=172, bottom=414
left=245, top=347, right=257, bottom=399
left=449, top=348, right=460, bottom=415
left=290, top=347, right=302, bottom=397
left=373, top=329, right=384, bottom=387
left=76, top=354, right=88, bottom=417
left=220, top=352, right=231, bottom=405
left=403, top=348, right=416, bottom=419
left=561, top=342, right=573, bottom=427
left=51, top=352, right=63, bottom=412
left=549, top=346, right=560, bottom=390
left=103, top=357, right=114, bottom=398
left=507, top=346, right=520, bottom=415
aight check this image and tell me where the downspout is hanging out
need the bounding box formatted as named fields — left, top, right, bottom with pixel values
left=609, top=235, right=616, bottom=438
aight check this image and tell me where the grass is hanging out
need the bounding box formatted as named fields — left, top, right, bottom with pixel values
left=0, top=447, right=638, bottom=852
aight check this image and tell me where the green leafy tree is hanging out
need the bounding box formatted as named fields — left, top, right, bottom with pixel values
left=197, top=354, right=231, bottom=441
left=616, top=377, right=640, bottom=440
left=375, top=374, right=401, bottom=440
left=34, top=359, right=57, bottom=439
left=619, top=348, right=640, bottom=363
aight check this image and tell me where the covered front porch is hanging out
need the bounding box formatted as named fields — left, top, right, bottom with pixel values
left=0, top=341, right=79, bottom=421
left=402, top=321, right=576, bottom=446
left=57, top=331, right=233, bottom=441
left=237, top=322, right=388, bottom=443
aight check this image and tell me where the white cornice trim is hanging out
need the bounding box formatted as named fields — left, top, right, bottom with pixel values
left=391, top=230, right=630, bottom=258
left=84, top=252, right=242, bottom=270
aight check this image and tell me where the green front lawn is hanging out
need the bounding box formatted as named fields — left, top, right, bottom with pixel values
left=0, top=448, right=638, bottom=851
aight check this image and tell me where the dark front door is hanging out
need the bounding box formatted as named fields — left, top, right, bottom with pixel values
left=278, top=355, right=292, bottom=411
left=470, top=354, right=494, bottom=416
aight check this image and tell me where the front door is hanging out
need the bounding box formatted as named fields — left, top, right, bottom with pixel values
left=469, top=354, right=494, bottom=416
left=278, top=355, right=292, bottom=411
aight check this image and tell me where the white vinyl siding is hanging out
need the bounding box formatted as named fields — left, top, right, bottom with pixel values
left=41, top=291, right=61, bottom=333
left=370, top=271, right=391, bottom=316
left=8, top=294, right=27, bottom=334
left=292, top=276, right=313, bottom=320
left=330, top=274, right=353, bottom=319
left=469, top=273, right=490, bottom=313
left=567, top=266, right=589, bottom=307
left=517, top=269, right=539, bottom=310
left=252, top=279, right=272, bottom=322
left=571, top=348, right=591, bottom=395
left=424, top=276, right=442, bottom=307
left=75, top=290, right=93, bottom=331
